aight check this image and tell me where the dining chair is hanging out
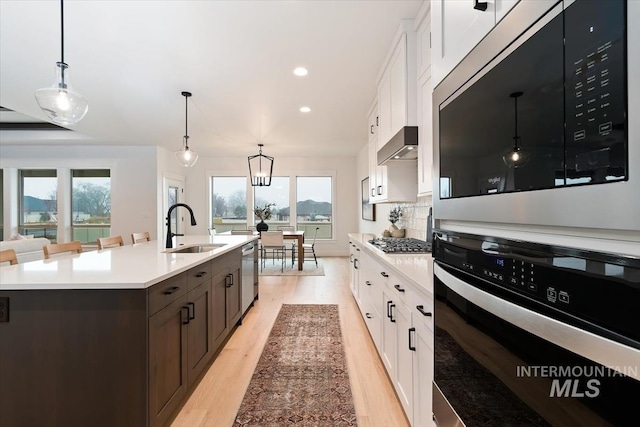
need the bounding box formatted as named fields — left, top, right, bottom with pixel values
left=97, top=235, right=124, bottom=249
left=131, top=231, right=151, bottom=244
left=259, top=231, right=286, bottom=272
left=231, top=230, right=255, bottom=235
left=302, top=227, right=320, bottom=267
left=43, top=241, right=83, bottom=260
left=277, top=225, right=297, bottom=263
left=0, top=248, right=18, bottom=265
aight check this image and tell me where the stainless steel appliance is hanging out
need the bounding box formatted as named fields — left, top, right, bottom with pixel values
left=432, top=230, right=640, bottom=426
left=368, top=237, right=431, bottom=254
left=432, top=0, right=640, bottom=232
left=241, top=241, right=256, bottom=315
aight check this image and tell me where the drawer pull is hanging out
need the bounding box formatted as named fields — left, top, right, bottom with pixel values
left=194, top=272, right=208, bottom=278
left=394, top=284, right=405, bottom=293
left=416, top=305, right=432, bottom=317
left=380, top=272, right=389, bottom=278
left=163, top=286, right=180, bottom=295
left=365, top=313, right=372, bottom=319
left=365, top=280, right=371, bottom=286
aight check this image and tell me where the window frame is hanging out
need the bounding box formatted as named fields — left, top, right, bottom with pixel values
left=70, top=169, right=112, bottom=245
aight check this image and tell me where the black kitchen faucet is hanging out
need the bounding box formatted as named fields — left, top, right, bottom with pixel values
left=165, top=203, right=197, bottom=248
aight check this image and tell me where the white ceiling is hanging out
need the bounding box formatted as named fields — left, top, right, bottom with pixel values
left=0, top=0, right=423, bottom=158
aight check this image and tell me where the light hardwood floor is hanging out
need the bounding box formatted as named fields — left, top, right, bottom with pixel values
left=171, top=256, right=410, bottom=427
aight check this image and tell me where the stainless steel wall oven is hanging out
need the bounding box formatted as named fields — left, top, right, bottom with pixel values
left=432, top=230, right=640, bottom=426
left=432, top=0, right=639, bottom=232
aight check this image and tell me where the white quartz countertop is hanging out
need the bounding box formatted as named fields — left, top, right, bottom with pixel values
left=348, top=233, right=434, bottom=294
left=0, top=235, right=258, bottom=291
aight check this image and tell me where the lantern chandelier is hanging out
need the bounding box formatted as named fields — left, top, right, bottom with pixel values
left=35, top=0, right=89, bottom=126
left=174, top=91, right=199, bottom=167
left=248, top=143, right=274, bottom=186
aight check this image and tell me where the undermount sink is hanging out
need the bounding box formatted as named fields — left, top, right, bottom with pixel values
left=166, top=244, right=226, bottom=253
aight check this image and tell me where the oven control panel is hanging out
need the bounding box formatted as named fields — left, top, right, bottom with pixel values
left=434, top=231, right=640, bottom=345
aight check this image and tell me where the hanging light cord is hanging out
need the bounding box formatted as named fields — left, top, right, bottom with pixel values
left=60, top=0, right=65, bottom=64
left=184, top=92, right=190, bottom=149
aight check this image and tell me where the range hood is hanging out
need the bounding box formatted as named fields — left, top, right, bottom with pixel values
left=377, top=126, right=418, bottom=165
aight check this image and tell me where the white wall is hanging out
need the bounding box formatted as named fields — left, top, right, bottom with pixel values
left=0, top=145, right=159, bottom=242
left=181, top=154, right=358, bottom=256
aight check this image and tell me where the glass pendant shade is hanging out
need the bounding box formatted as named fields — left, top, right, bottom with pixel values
left=503, top=143, right=531, bottom=168
left=248, top=144, right=274, bottom=186
left=35, top=63, right=88, bottom=126
left=502, top=91, right=529, bottom=168
left=175, top=137, right=199, bottom=167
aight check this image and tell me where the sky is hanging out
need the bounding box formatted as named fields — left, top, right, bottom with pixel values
left=212, top=176, right=332, bottom=206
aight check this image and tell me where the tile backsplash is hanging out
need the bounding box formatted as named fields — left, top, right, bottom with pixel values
left=395, top=194, right=432, bottom=240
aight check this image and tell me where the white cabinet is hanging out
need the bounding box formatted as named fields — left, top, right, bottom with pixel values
left=417, top=74, right=433, bottom=196
left=377, top=23, right=418, bottom=149
left=413, top=319, right=434, bottom=427
left=431, top=0, right=520, bottom=86
left=367, top=101, right=379, bottom=144
left=381, top=289, right=398, bottom=376
left=349, top=240, right=361, bottom=304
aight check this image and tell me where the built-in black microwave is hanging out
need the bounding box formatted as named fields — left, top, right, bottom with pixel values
left=432, top=0, right=638, bottom=233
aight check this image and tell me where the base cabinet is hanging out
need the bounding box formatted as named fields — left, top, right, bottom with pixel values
left=349, top=238, right=435, bottom=427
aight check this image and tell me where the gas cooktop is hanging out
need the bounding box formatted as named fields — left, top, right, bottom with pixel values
left=368, top=237, right=431, bottom=254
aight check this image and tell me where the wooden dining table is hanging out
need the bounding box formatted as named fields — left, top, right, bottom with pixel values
left=221, top=230, right=306, bottom=270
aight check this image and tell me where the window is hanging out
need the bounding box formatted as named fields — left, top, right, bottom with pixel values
left=211, top=176, right=247, bottom=232
left=254, top=176, right=289, bottom=227
left=296, top=176, right=332, bottom=239
left=19, top=169, right=58, bottom=242
left=71, top=170, right=111, bottom=244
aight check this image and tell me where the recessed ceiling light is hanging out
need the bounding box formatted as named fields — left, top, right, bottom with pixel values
left=293, top=67, right=308, bottom=76
left=299, top=106, right=311, bottom=113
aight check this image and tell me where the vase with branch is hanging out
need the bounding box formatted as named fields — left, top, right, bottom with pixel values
left=254, top=202, right=275, bottom=231
left=388, top=207, right=405, bottom=237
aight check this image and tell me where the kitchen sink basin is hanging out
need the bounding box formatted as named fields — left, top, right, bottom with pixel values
left=166, top=244, right=226, bottom=253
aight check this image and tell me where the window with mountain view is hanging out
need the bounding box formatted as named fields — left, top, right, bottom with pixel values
left=296, top=176, right=332, bottom=239
left=211, top=176, right=247, bottom=232
left=19, top=169, right=58, bottom=242
left=71, top=170, right=111, bottom=244
left=254, top=176, right=290, bottom=228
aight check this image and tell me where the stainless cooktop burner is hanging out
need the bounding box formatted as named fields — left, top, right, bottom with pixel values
left=368, top=237, right=431, bottom=254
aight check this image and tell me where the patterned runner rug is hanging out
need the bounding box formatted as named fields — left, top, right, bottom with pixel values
left=234, top=304, right=357, bottom=426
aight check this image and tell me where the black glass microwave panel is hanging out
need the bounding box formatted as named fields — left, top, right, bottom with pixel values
left=564, top=0, right=627, bottom=185
left=439, top=0, right=627, bottom=199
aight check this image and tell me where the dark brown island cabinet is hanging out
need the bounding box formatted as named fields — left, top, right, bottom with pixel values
left=0, top=248, right=247, bottom=427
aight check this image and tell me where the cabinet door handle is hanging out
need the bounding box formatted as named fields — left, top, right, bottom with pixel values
left=182, top=306, right=190, bottom=325
left=390, top=304, right=396, bottom=323
left=354, top=259, right=359, bottom=269
left=380, top=272, right=389, bottom=278
left=225, top=274, right=234, bottom=287
left=371, top=188, right=375, bottom=197
left=376, top=116, right=379, bottom=126
left=394, top=284, right=405, bottom=293
left=377, top=185, right=382, bottom=195
left=416, top=305, right=432, bottom=317
left=187, top=302, right=195, bottom=320
left=386, top=300, right=393, bottom=319
left=408, top=327, right=416, bottom=351
left=365, top=313, right=372, bottom=319
left=473, top=0, right=488, bottom=11
left=163, top=286, right=180, bottom=295
left=350, top=254, right=353, bottom=263
left=194, top=271, right=208, bottom=278
left=370, top=125, right=374, bottom=134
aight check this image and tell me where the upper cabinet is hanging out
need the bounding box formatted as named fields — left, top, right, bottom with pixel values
left=431, top=0, right=519, bottom=86
left=377, top=20, right=418, bottom=150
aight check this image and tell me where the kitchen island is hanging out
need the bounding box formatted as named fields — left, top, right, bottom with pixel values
left=0, top=235, right=258, bottom=427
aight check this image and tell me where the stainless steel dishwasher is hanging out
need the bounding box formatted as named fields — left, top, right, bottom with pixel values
left=241, top=241, right=256, bottom=315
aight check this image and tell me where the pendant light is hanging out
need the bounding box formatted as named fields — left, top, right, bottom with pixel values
left=34, top=0, right=88, bottom=126
left=248, top=143, right=274, bottom=186
left=175, top=91, right=199, bottom=167
left=503, top=91, right=530, bottom=168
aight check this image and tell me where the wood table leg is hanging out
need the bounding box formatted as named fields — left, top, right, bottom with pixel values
left=297, top=236, right=303, bottom=271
